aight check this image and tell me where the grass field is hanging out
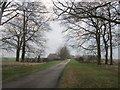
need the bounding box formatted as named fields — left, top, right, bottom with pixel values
left=2, top=60, right=63, bottom=83
left=58, top=60, right=118, bottom=88
left=0, top=58, right=16, bottom=62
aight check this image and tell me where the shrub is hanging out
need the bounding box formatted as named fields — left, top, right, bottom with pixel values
left=75, top=56, right=84, bottom=63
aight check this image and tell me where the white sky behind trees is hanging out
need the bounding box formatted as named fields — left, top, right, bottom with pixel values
left=1, top=0, right=119, bottom=59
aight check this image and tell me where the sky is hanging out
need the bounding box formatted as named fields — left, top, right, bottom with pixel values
left=41, top=0, right=66, bottom=57
left=41, top=0, right=79, bottom=57
left=1, top=0, right=119, bottom=59
left=45, top=21, right=66, bottom=56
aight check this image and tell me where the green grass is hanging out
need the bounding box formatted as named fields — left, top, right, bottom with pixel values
left=0, top=58, right=16, bottom=62
left=58, top=60, right=118, bottom=88
left=2, top=61, right=62, bottom=83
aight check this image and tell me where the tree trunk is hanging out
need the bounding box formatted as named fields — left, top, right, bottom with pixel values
left=21, top=10, right=26, bottom=62
left=109, top=29, right=113, bottom=65
left=103, top=34, right=109, bottom=64
left=21, top=42, right=26, bottom=62
left=96, top=33, right=101, bottom=65
left=16, top=37, right=21, bottom=62
left=105, top=46, right=108, bottom=64
left=16, top=47, right=20, bottom=62
left=108, top=4, right=113, bottom=65
left=97, top=43, right=101, bottom=65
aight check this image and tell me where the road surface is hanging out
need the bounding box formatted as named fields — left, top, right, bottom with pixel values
left=3, top=60, right=70, bottom=88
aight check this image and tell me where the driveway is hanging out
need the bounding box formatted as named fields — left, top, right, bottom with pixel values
left=2, top=59, right=70, bottom=88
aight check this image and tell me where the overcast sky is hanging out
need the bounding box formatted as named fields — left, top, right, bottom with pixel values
left=45, top=21, right=66, bottom=56
left=41, top=0, right=80, bottom=57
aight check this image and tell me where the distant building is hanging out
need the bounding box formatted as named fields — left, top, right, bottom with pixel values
left=47, top=54, right=61, bottom=61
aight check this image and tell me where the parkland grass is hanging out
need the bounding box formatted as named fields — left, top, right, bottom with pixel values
left=2, top=60, right=62, bottom=83
left=58, top=60, right=118, bottom=88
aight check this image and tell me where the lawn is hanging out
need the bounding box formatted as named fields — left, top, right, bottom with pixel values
left=2, top=60, right=63, bottom=83
left=58, top=60, right=118, bottom=88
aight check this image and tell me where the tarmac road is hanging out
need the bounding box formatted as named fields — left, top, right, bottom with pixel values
left=2, top=59, right=70, bottom=88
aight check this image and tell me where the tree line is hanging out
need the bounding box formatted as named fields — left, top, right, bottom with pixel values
left=53, top=1, right=120, bottom=65
left=0, top=1, right=50, bottom=62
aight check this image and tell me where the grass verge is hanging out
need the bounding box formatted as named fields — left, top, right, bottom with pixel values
left=2, top=61, right=62, bottom=83
left=58, top=60, right=118, bottom=88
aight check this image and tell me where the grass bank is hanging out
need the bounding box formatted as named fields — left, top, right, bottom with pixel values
left=58, top=60, right=118, bottom=88
left=3, top=61, right=62, bottom=83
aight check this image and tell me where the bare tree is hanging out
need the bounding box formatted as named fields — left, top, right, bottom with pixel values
left=15, top=2, right=49, bottom=62
left=1, top=1, right=50, bottom=62
left=57, top=46, right=71, bottom=60
left=53, top=1, right=119, bottom=65
left=1, top=16, right=23, bottom=61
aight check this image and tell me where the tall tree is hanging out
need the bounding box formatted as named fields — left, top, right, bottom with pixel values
left=107, top=3, right=113, bottom=65
left=16, top=2, right=49, bottom=61
left=1, top=16, right=23, bottom=62
left=102, top=21, right=109, bottom=64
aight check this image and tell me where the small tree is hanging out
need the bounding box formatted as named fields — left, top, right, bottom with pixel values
left=57, top=46, right=71, bottom=60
